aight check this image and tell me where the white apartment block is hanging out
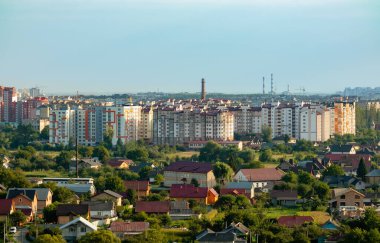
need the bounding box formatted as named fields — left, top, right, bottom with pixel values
left=49, top=107, right=76, bottom=145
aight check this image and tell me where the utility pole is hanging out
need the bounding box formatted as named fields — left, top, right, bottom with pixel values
left=76, top=109, right=79, bottom=178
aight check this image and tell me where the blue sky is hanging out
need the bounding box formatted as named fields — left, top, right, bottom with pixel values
left=0, top=0, right=379, bottom=95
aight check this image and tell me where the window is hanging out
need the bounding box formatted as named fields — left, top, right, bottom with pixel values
left=81, top=227, right=86, bottom=233
left=340, top=195, right=345, bottom=199
left=69, top=227, right=76, bottom=232
left=340, top=202, right=346, bottom=206
left=355, top=195, right=361, bottom=199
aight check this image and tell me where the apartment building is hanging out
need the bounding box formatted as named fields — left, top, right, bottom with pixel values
left=0, top=86, right=17, bottom=123
left=334, top=100, right=356, bottom=136
left=49, top=106, right=76, bottom=145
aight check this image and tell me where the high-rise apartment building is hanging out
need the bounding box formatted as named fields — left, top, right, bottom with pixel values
left=0, top=86, right=17, bottom=122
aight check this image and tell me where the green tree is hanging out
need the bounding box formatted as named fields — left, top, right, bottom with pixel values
left=259, top=149, right=273, bottom=162
left=323, top=164, right=345, bottom=177
left=10, top=210, right=27, bottom=226
left=127, top=148, right=149, bottom=161
left=78, top=229, right=121, bottom=243
left=239, top=149, right=256, bottom=163
left=213, top=162, right=234, bottom=183
left=33, top=234, right=66, bottom=243
left=79, top=146, right=94, bottom=158
left=138, top=166, right=152, bottom=180
left=357, top=158, right=368, bottom=181
left=53, top=186, right=76, bottom=203
left=43, top=202, right=59, bottom=223
left=190, top=178, right=199, bottom=187
left=262, top=125, right=272, bottom=142
left=39, top=125, right=50, bottom=140
left=105, top=176, right=125, bottom=192
left=214, top=195, right=236, bottom=211
left=56, top=150, right=75, bottom=170
left=199, top=141, right=221, bottom=162
left=103, top=127, right=114, bottom=149
left=126, top=188, right=137, bottom=204
left=93, top=145, right=110, bottom=162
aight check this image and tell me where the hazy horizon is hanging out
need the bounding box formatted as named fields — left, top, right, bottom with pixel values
left=1, top=0, right=379, bottom=94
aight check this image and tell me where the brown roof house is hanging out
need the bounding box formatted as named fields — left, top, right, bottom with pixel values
left=233, top=168, right=285, bottom=191
left=56, top=204, right=90, bottom=224
left=135, top=201, right=170, bottom=214
left=124, top=181, right=150, bottom=198
left=278, top=216, right=314, bottom=227
left=107, top=158, right=134, bottom=169
left=7, top=188, right=52, bottom=214
left=169, top=184, right=219, bottom=205
left=270, top=190, right=298, bottom=207
left=164, top=161, right=216, bottom=188
left=0, top=199, right=15, bottom=222
left=91, top=190, right=123, bottom=206
left=109, top=221, right=149, bottom=238
left=329, top=188, right=365, bottom=219
left=6, top=188, right=38, bottom=214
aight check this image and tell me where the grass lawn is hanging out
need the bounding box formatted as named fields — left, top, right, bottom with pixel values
left=263, top=163, right=279, bottom=168
left=265, top=207, right=301, bottom=219
left=168, top=151, right=199, bottom=160
left=23, top=170, right=68, bottom=178
left=38, top=151, right=60, bottom=158
left=296, top=211, right=330, bottom=224
left=162, top=228, right=192, bottom=242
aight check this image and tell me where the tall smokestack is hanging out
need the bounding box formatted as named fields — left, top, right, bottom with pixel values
left=262, top=77, right=265, bottom=95
left=271, top=73, right=274, bottom=95
left=201, top=78, right=206, bottom=100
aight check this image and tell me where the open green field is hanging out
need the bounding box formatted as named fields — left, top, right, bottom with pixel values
left=167, top=151, right=199, bottom=160
left=266, top=207, right=330, bottom=225
left=23, top=170, right=68, bottom=178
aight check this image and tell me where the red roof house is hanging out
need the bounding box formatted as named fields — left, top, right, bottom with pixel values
left=135, top=201, right=170, bottom=214
left=233, top=168, right=285, bottom=191
left=110, top=221, right=149, bottom=236
left=107, top=159, right=134, bottom=169
left=124, top=181, right=150, bottom=197
left=278, top=216, right=314, bottom=227
left=325, top=154, right=371, bottom=174
left=169, top=184, right=219, bottom=205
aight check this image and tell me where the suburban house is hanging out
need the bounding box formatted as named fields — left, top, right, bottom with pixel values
left=169, top=184, right=219, bottom=205
left=109, top=221, right=149, bottom=238
left=91, top=190, right=123, bottom=206
left=81, top=201, right=116, bottom=220
left=324, top=154, right=372, bottom=175
left=323, top=176, right=366, bottom=191
left=278, top=216, right=314, bottom=227
left=107, top=158, right=134, bottom=169
left=328, top=144, right=356, bottom=154
left=135, top=201, right=170, bottom=214
left=196, top=229, right=247, bottom=243
left=70, top=157, right=102, bottom=171
left=163, top=161, right=216, bottom=188
left=42, top=178, right=96, bottom=196
left=6, top=188, right=38, bottom=214
left=233, top=168, right=285, bottom=191
left=56, top=204, right=91, bottom=224
left=270, top=190, right=298, bottom=207
left=60, top=217, right=97, bottom=242
left=220, top=188, right=247, bottom=198
left=225, top=182, right=255, bottom=198
left=0, top=199, right=15, bottom=222
left=7, top=188, right=52, bottom=214
left=169, top=201, right=199, bottom=220
left=124, top=180, right=150, bottom=198
left=329, top=188, right=365, bottom=210
left=366, top=169, right=380, bottom=184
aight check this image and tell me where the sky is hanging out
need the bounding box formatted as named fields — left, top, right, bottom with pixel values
left=0, top=0, right=379, bottom=95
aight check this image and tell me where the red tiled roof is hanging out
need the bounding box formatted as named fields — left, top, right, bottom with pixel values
left=278, top=216, right=314, bottom=227
left=108, top=159, right=133, bottom=168
left=239, top=168, right=284, bottom=182
left=124, top=181, right=149, bottom=191
left=110, top=221, right=149, bottom=233
left=0, top=199, right=13, bottom=215
left=220, top=188, right=246, bottom=196
left=164, top=161, right=212, bottom=173
left=170, top=184, right=210, bottom=198
left=135, top=201, right=170, bottom=213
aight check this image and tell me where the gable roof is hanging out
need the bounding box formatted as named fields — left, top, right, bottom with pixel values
left=107, top=158, right=133, bottom=168
left=238, top=168, right=284, bottom=182
left=324, top=154, right=371, bottom=170
left=170, top=184, right=210, bottom=198
left=366, top=169, right=380, bottom=177
left=124, top=181, right=149, bottom=191
left=59, top=216, right=97, bottom=231
left=81, top=201, right=114, bottom=211
left=109, top=221, right=149, bottom=233
left=329, top=144, right=354, bottom=153
left=278, top=216, right=314, bottom=227
left=226, top=181, right=254, bottom=190
left=0, top=199, right=13, bottom=215
left=56, top=204, right=89, bottom=216
left=135, top=201, right=170, bottom=213
left=6, top=188, right=37, bottom=201
left=197, top=231, right=242, bottom=242
left=270, top=190, right=298, bottom=199
left=7, top=188, right=51, bottom=201
left=164, top=161, right=212, bottom=174
left=331, top=188, right=365, bottom=198
left=101, top=190, right=123, bottom=198
left=220, top=188, right=246, bottom=196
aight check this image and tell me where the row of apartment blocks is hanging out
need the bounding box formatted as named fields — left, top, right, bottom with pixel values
left=0, top=86, right=50, bottom=131
left=48, top=99, right=355, bottom=146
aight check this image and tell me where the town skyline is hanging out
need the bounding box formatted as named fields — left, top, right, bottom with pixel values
left=1, top=0, right=379, bottom=94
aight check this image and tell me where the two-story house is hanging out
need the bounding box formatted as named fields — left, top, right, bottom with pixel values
left=60, top=217, right=97, bottom=242
left=233, top=168, right=285, bottom=191
left=124, top=181, right=150, bottom=198
left=56, top=204, right=90, bottom=224
left=163, top=161, right=216, bottom=188
left=91, top=190, right=123, bottom=206
left=169, top=184, right=218, bottom=205
left=6, top=189, right=38, bottom=214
